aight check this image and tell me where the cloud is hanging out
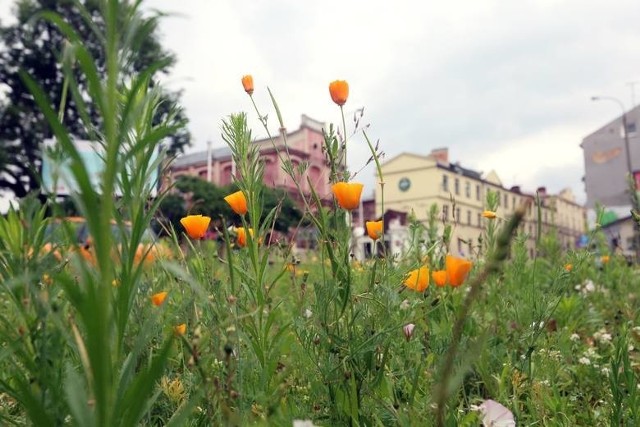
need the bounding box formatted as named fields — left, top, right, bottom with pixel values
left=2, top=0, right=640, bottom=206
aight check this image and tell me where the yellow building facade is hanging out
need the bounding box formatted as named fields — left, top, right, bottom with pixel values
left=377, top=148, right=586, bottom=257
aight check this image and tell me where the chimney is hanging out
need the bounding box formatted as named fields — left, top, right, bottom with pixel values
left=536, top=186, right=547, bottom=197
left=430, top=147, right=449, bottom=166
left=510, top=185, right=521, bottom=193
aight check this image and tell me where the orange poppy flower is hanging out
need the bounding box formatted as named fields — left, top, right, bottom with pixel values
left=445, top=255, right=473, bottom=287
left=329, top=80, right=349, bottom=106
left=180, top=215, right=211, bottom=239
left=482, top=210, right=497, bottom=219
left=432, top=270, right=447, bottom=287
left=403, top=266, right=430, bottom=292
left=224, top=190, right=248, bottom=215
left=174, top=323, right=187, bottom=336
left=236, top=227, right=254, bottom=247
left=365, top=220, right=383, bottom=240
left=151, top=291, right=168, bottom=307
left=241, top=75, right=254, bottom=95
left=331, top=182, right=363, bottom=210
left=600, top=255, right=610, bottom=264
left=564, top=263, right=573, bottom=272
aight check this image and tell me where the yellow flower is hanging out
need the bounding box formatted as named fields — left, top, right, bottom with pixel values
left=160, top=376, right=186, bottom=404
left=224, top=190, right=248, bottom=215
left=180, top=215, right=211, bottom=239
left=482, top=210, right=497, bottom=219
left=432, top=270, right=447, bottom=287
left=601, top=255, right=610, bottom=264
left=331, top=182, right=364, bottom=211
left=445, top=255, right=473, bottom=287
left=174, top=323, right=187, bottom=336
left=329, top=80, right=349, bottom=106
left=241, top=75, right=254, bottom=95
left=236, top=227, right=254, bottom=247
left=151, top=291, right=168, bottom=307
left=403, top=266, right=429, bottom=292
left=42, top=274, right=53, bottom=286
left=564, top=263, right=573, bottom=272
left=365, top=220, right=383, bottom=240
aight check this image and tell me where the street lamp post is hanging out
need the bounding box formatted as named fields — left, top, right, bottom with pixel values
left=592, top=95, right=638, bottom=259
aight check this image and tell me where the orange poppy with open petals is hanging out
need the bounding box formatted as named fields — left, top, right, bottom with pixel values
left=174, top=323, right=186, bottom=336
left=180, top=215, right=211, bottom=239
left=432, top=270, right=448, bottom=287
left=331, top=182, right=363, bottom=210
left=403, top=266, right=430, bottom=292
left=365, top=220, right=383, bottom=240
left=445, top=255, right=473, bottom=287
left=224, top=190, right=248, bottom=215
left=329, top=80, right=349, bottom=106
left=151, top=291, right=168, bottom=307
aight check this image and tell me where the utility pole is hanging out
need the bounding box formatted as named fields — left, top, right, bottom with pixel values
left=206, top=139, right=212, bottom=182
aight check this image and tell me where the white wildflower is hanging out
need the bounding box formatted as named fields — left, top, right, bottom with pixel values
left=303, top=309, right=313, bottom=319
left=400, top=299, right=411, bottom=310
left=578, top=357, right=591, bottom=365
left=570, top=333, right=580, bottom=342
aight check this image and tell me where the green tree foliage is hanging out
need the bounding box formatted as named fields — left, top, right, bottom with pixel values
left=158, top=175, right=303, bottom=236
left=0, top=0, right=191, bottom=198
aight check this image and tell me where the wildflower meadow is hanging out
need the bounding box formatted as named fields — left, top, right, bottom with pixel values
left=0, top=1, right=639, bottom=426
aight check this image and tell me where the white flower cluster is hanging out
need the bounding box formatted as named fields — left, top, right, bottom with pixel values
left=593, top=328, right=612, bottom=344
left=570, top=333, right=580, bottom=342
left=574, top=280, right=596, bottom=295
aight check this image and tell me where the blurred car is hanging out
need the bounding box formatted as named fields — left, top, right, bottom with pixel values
left=42, top=217, right=169, bottom=266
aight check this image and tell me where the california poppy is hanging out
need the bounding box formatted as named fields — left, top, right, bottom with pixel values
left=224, top=190, right=248, bottom=215
left=236, top=227, right=254, bottom=247
left=482, top=210, right=497, bottom=219
left=174, top=323, right=187, bottom=336
left=445, top=255, right=473, bottom=287
left=331, top=182, right=363, bottom=210
left=432, top=270, right=447, bottom=287
left=365, top=220, right=383, bottom=240
left=564, top=263, right=573, bottom=272
left=403, top=266, right=429, bottom=292
left=241, top=75, right=254, bottom=95
left=180, top=215, right=211, bottom=239
left=329, top=80, right=349, bottom=106
left=151, top=291, right=168, bottom=307
left=600, top=255, right=610, bottom=264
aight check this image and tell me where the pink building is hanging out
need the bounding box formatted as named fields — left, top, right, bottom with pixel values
left=170, top=115, right=332, bottom=207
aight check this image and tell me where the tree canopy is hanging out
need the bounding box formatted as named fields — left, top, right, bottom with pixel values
left=0, top=0, right=190, bottom=198
left=158, top=176, right=304, bottom=237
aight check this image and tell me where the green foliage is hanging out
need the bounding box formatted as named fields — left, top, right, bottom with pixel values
left=160, top=175, right=302, bottom=235
left=0, top=0, right=190, bottom=198
left=0, top=2, right=639, bottom=426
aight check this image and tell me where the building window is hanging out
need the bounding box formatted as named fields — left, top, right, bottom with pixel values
left=443, top=205, right=449, bottom=220
left=477, top=213, right=481, bottom=227
left=442, top=175, right=449, bottom=192
left=457, top=238, right=463, bottom=255
left=465, top=181, right=471, bottom=198
left=497, top=193, right=501, bottom=206
left=476, top=184, right=481, bottom=201
left=627, top=122, right=637, bottom=135
left=467, top=210, right=471, bottom=225
left=504, top=194, right=508, bottom=209
left=456, top=207, right=461, bottom=223
left=512, top=196, right=516, bottom=208
left=454, top=178, right=460, bottom=195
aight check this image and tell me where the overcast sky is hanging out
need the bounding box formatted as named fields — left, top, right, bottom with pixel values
left=2, top=0, right=640, bottom=207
